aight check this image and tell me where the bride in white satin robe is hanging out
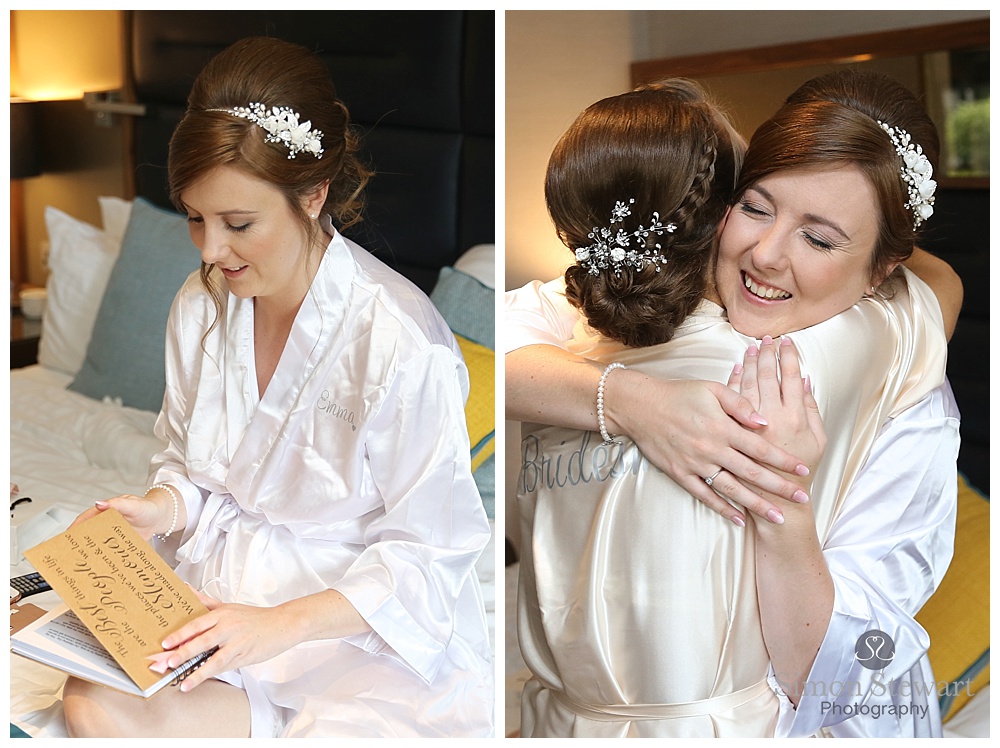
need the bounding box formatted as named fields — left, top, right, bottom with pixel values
left=512, top=269, right=955, bottom=737
left=149, top=223, right=494, bottom=737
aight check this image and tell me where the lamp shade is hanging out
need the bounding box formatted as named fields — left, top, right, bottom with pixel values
left=11, top=99, right=42, bottom=179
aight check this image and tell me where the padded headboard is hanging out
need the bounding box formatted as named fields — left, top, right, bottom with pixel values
left=125, top=10, right=494, bottom=293
left=919, top=186, right=989, bottom=495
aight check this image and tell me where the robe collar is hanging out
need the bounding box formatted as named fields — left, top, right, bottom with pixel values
left=223, top=225, right=356, bottom=501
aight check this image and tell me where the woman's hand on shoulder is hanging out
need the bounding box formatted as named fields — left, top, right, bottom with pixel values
left=606, top=371, right=814, bottom=527
left=730, top=336, right=826, bottom=468
left=725, top=336, right=826, bottom=530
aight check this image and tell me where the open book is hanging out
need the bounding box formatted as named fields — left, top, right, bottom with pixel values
left=11, top=605, right=216, bottom=697
left=10, top=508, right=216, bottom=698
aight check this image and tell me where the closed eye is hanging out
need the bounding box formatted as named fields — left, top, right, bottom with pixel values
left=227, top=223, right=251, bottom=233
left=802, top=232, right=836, bottom=252
left=738, top=199, right=769, bottom=218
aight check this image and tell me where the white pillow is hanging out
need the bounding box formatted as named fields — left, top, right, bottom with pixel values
left=454, top=243, right=495, bottom=289
left=98, top=195, right=133, bottom=247
left=81, top=405, right=162, bottom=477
left=38, top=207, right=121, bottom=376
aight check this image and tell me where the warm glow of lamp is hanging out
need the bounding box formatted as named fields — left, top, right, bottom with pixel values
left=11, top=11, right=123, bottom=101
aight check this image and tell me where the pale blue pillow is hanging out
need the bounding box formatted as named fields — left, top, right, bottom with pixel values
left=69, top=198, right=201, bottom=412
left=431, top=265, right=495, bottom=518
left=431, top=265, right=494, bottom=349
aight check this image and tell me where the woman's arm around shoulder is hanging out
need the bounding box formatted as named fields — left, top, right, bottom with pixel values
left=507, top=345, right=814, bottom=524
left=903, top=247, right=963, bottom=341
left=504, top=277, right=579, bottom=353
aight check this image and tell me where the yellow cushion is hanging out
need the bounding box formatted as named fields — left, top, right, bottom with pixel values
left=455, top=333, right=495, bottom=472
left=916, top=474, right=989, bottom=722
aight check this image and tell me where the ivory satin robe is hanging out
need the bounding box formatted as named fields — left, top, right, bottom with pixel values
left=513, top=269, right=949, bottom=737
left=148, top=229, right=494, bottom=737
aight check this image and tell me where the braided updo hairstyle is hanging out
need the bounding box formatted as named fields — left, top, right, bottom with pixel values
left=546, top=79, right=744, bottom=347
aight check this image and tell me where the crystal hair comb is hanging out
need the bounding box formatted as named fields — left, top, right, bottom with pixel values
left=574, top=199, right=676, bottom=276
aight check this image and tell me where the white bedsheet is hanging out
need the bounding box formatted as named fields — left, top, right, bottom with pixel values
left=10, top=365, right=159, bottom=506
left=9, top=364, right=496, bottom=737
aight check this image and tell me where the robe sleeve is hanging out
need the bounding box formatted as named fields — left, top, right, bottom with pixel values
left=147, top=281, right=212, bottom=551
left=771, top=384, right=960, bottom=738
left=504, top=278, right=578, bottom=353
left=332, top=344, right=491, bottom=683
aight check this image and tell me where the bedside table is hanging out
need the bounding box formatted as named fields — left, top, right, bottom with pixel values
left=10, top=308, right=42, bottom=369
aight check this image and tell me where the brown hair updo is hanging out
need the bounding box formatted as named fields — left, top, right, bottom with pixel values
left=547, top=79, right=744, bottom=348
left=167, top=36, right=373, bottom=321
left=737, top=69, right=940, bottom=288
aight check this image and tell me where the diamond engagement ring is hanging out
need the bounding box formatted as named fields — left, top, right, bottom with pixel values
left=704, top=469, right=722, bottom=487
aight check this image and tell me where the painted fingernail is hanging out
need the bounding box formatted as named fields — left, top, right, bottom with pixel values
left=747, top=344, right=759, bottom=357
left=149, top=661, right=168, bottom=674
left=731, top=515, right=746, bottom=528
left=750, top=412, right=768, bottom=426
left=792, top=489, right=809, bottom=503
left=732, top=363, right=743, bottom=376
left=762, top=335, right=773, bottom=346
left=794, top=463, right=810, bottom=476
left=804, top=375, right=812, bottom=394
left=95, top=500, right=108, bottom=508
left=780, top=336, right=792, bottom=347
left=767, top=508, right=784, bottom=524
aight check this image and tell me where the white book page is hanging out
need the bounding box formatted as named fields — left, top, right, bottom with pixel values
left=12, top=604, right=139, bottom=694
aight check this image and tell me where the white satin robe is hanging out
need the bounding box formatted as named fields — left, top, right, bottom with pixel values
left=510, top=270, right=951, bottom=737
left=148, top=229, right=493, bottom=737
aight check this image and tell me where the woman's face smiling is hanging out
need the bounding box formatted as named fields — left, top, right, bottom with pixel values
left=715, top=164, right=883, bottom=339
left=181, top=165, right=321, bottom=310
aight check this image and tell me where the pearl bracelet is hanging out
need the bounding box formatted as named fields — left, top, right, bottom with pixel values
left=144, top=483, right=180, bottom=540
left=597, top=362, right=627, bottom=445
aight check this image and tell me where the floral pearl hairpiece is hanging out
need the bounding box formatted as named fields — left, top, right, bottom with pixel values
left=211, top=103, right=324, bottom=159
left=878, top=121, right=936, bottom=230
left=575, top=198, right=676, bottom=276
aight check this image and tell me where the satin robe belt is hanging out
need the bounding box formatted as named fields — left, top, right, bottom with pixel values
left=552, top=678, right=772, bottom=721
left=184, top=492, right=252, bottom=564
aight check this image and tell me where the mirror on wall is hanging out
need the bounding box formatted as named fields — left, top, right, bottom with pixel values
left=632, top=19, right=988, bottom=187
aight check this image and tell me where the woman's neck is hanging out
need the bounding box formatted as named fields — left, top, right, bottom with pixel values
left=703, top=253, right=724, bottom=306
left=254, top=235, right=327, bottom=321
left=703, top=286, right=724, bottom=306
left=252, top=251, right=319, bottom=397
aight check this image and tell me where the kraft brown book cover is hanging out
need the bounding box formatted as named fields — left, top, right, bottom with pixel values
left=19, top=508, right=211, bottom=694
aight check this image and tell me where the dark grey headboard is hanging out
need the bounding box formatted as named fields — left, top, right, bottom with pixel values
left=126, top=10, right=494, bottom=293
left=920, top=186, right=989, bottom=495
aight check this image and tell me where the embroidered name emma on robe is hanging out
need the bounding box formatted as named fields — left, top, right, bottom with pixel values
left=316, top=390, right=357, bottom=431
